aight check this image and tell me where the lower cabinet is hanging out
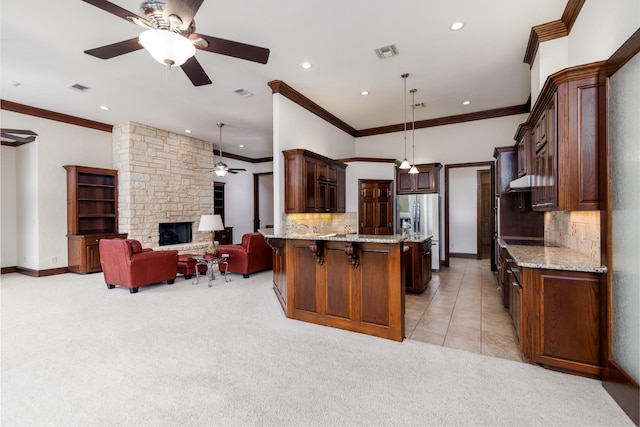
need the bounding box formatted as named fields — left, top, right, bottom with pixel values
left=404, top=239, right=432, bottom=293
left=520, top=267, right=602, bottom=378
left=68, top=233, right=127, bottom=273
left=214, top=226, right=233, bottom=245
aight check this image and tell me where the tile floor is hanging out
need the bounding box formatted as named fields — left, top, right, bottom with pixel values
left=405, top=257, right=523, bottom=362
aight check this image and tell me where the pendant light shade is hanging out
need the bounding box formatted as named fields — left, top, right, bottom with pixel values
left=399, top=73, right=411, bottom=169
left=408, top=88, right=419, bottom=175
left=214, top=123, right=228, bottom=177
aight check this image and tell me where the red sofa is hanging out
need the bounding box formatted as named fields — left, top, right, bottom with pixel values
left=216, top=232, right=273, bottom=278
left=99, top=239, right=178, bottom=293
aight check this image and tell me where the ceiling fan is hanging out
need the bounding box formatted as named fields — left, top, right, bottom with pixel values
left=208, top=123, right=246, bottom=176
left=1, top=129, right=38, bottom=147
left=82, top=0, right=270, bottom=86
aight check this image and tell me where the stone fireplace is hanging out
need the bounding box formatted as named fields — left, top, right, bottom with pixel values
left=112, top=121, right=215, bottom=250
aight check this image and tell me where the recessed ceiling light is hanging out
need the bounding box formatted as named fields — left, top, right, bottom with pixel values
left=462, top=100, right=471, bottom=105
left=302, top=62, right=312, bottom=69
left=361, top=91, right=369, bottom=96
left=185, top=129, right=191, bottom=133
left=450, top=21, right=465, bottom=31
left=239, top=144, right=245, bottom=148
left=100, top=105, right=109, bottom=111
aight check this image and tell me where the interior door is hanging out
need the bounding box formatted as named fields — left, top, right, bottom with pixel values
left=359, top=180, right=393, bottom=235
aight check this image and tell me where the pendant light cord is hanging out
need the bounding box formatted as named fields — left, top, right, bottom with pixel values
left=402, top=73, right=409, bottom=162
left=411, top=89, right=416, bottom=164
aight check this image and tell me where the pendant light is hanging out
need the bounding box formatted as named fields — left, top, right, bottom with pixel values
left=399, top=73, right=411, bottom=169
left=214, top=123, right=228, bottom=177
left=408, top=88, right=419, bottom=175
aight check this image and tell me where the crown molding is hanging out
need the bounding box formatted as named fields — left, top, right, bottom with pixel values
left=523, top=0, right=585, bottom=67
left=1, top=99, right=113, bottom=133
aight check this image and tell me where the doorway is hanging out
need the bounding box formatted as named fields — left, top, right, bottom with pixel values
left=477, top=170, right=492, bottom=259
left=444, top=161, right=495, bottom=268
left=253, top=172, right=274, bottom=231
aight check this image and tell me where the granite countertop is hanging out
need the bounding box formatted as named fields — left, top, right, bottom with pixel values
left=499, top=239, right=607, bottom=274
left=259, top=229, right=432, bottom=244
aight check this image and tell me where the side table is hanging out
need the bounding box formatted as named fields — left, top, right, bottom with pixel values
left=192, top=254, right=230, bottom=287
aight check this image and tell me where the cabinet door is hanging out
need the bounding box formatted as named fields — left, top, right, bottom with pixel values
left=397, top=170, right=414, bottom=194
left=359, top=183, right=377, bottom=235
left=531, top=269, right=601, bottom=377
left=86, top=243, right=102, bottom=273
left=304, top=157, right=318, bottom=211
left=420, top=242, right=432, bottom=287
left=415, top=168, right=434, bottom=192
left=336, top=167, right=346, bottom=213
left=359, top=181, right=393, bottom=235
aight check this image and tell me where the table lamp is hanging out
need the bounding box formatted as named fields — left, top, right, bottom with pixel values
left=198, top=214, right=225, bottom=253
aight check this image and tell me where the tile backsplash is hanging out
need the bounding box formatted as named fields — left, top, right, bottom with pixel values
left=545, top=211, right=601, bottom=262
left=283, top=212, right=358, bottom=234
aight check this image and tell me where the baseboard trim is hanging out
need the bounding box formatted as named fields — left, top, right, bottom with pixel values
left=603, top=360, right=639, bottom=425
left=1, top=266, right=17, bottom=274
left=14, top=266, right=69, bottom=277
left=449, top=252, right=477, bottom=259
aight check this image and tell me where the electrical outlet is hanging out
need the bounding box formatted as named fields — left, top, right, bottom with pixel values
left=51, top=257, right=57, bottom=263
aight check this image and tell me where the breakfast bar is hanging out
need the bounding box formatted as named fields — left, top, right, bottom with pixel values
left=261, top=229, right=430, bottom=341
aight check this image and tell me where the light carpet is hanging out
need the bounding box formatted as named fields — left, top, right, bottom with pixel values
left=0, top=270, right=633, bottom=426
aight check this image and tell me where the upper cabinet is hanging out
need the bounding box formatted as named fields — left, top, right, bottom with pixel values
left=283, top=149, right=347, bottom=213
left=396, top=163, right=442, bottom=194
left=525, top=62, right=604, bottom=211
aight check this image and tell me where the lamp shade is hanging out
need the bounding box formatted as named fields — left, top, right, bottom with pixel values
left=139, top=29, right=196, bottom=67
left=198, top=214, right=225, bottom=232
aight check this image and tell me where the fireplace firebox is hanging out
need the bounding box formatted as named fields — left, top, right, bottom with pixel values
left=159, top=222, right=192, bottom=246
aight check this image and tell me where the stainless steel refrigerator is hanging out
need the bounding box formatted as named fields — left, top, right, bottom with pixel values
left=397, top=193, right=441, bottom=271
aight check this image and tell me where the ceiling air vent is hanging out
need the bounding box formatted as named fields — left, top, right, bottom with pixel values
left=374, top=44, right=399, bottom=59
left=69, top=83, right=90, bottom=92
left=234, top=88, right=254, bottom=98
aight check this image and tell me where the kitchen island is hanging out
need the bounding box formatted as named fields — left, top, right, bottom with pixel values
left=261, top=229, right=431, bottom=341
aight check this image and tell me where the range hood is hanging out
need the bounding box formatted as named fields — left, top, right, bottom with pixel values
left=506, top=174, right=533, bottom=192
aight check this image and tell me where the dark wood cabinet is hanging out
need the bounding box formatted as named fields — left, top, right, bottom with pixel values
left=283, top=149, right=347, bottom=213
left=214, top=227, right=233, bottom=245
left=64, top=165, right=126, bottom=273
left=515, top=124, right=533, bottom=178
left=493, top=147, right=544, bottom=239
left=359, top=180, right=393, bottom=235
left=212, top=181, right=233, bottom=244
left=521, top=267, right=602, bottom=378
left=404, top=239, right=432, bottom=293
left=396, top=163, right=442, bottom=194
left=527, top=62, right=603, bottom=211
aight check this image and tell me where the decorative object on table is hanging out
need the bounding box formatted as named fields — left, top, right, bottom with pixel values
left=216, top=232, right=273, bottom=278
left=199, top=214, right=224, bottom=257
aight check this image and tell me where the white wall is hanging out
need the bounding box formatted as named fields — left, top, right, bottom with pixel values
left=1, top=146, right=17, bottom=268
left=448, top=167, right=490, bottom=255
left=531, top=0, right=640, bottom=101
left=216, top=158, right=273, bottom=243
left=568, top=0, right=640, bottom=67
left=344, top=162, right=396, bottom=213
left=272, top=95, right=356, bottom=228
left=1, top=110, right=113, bottom=270
left=355, top=114, right=527, bottom=165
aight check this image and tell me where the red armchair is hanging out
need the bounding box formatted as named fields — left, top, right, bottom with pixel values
left=216, top=232, right=273, bottom=278
left=99, top=239, right=178, bottom=293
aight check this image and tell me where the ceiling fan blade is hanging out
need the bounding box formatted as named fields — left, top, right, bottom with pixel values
left=229, top=168, right=247, bottom=172
left=1, top=128, right=37, bottom=136
left=191, top=33, right=270, bottom=64
left=85, top=38, right=143, bottom=59
left=164, top=0, right=204, bottom=29
left=1, top=131, right=35, bottom=144
left=82, top=0, right=144, bottom=24
left=181, top=56, right=212, bottom=86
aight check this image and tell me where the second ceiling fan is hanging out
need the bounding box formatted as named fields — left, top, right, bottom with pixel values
left=82, top=0, right=270, bottom=86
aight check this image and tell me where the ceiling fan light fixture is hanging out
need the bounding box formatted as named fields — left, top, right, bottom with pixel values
left=214, top=161, right=228, bottom=177
left=139, top=29, right=195, bottom=67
